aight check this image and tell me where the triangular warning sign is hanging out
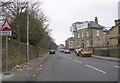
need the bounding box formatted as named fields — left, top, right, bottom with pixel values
left=1, top=20, right=13, bottom=31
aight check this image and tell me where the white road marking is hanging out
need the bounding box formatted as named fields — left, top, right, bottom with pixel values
left=85, top=64, right=106, bottom=74
left=66, top=56, right=83, bottom=64
left=114, top=66, right=120, bottom=68
left=78, top=61, right=82, bottom=64
left=74, top=59, right=82, bottom=64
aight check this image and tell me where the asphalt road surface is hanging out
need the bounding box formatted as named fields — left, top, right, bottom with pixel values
left=32, top=49, right=119, bottom=81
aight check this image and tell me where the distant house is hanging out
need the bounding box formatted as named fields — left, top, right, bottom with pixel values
left=108, top=19, right=120, bottom=46
left=65, top=37, right=75, bottom=50
left=59, top=44, right=65, bottom=49
left=101, top=19, right=120, bottom=57
left=72, top=17, right=105, bottom=50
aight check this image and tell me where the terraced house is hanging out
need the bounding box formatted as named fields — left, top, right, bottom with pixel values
left=102, top=19, right=120, bottom=57
left=108, top=19, right=120, bottom=46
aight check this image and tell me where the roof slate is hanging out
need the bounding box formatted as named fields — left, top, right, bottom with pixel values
left=88, top=21, right=104, bottom=28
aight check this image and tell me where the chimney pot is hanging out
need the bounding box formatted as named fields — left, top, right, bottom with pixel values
left=95, top=17, right=98, bottom=24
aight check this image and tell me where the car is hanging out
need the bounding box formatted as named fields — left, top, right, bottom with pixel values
left=64, top=49, right=70, bottom=54
left=63, top=49, right=66, bottom=53
left=60, top=49, right=64, bottom=52
left=49, top=50, right=55, bottom=54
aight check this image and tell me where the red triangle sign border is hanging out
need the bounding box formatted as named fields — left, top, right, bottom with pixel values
left=1, top=20, right=13, bottom=31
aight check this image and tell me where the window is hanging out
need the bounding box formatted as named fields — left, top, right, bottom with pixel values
left=97, top=30, right=100, bottom=37
left=86, top=31, right=89, bottom=37
left=118, top=38, right=120, bottom=45
left=78, top=33, right=80, bottom=38
left=82, top=32, right=84, bottom=38
left=87, top=40, right=89, bottom=46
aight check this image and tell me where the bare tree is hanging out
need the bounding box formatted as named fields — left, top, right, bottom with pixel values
left=2, top=0, right=48, bottom=41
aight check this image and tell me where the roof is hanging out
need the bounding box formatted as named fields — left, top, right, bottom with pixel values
left=76, top=21, right=104, bottom=30
left=66, top=37, right=74, bottom=41
left=88, top=21, right=104, bottom=29
left=109, top=19, right=120, bottom=31
left=68, top=37, right=74, bottom=41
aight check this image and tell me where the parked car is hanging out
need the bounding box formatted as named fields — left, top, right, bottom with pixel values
left=64, top=49, right=70, bottom=54
left=49, top=50, right=55, bottom=54
left=60, top=48, right=64, bottom=52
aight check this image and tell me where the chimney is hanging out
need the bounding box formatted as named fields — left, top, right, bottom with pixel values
left=115, top=19, right=120, bottom=25
left=95, top=17, right=98, bottom=24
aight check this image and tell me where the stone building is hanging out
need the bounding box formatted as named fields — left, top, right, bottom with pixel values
left=72, top=17, right=105, bottom=50
left=65, top=37, right=75, bottom=50
left=103, top=29, right=109, bottom=46
left=108, top=19, right=120, bottom=46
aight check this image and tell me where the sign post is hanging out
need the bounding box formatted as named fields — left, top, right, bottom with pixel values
left=0, top=20, right=13, bottom=74
left=5, top=36, right=8, bottom=73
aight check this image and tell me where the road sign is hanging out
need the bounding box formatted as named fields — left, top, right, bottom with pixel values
left=0, top=31, right=12, bottom=36
left=0, top=20, right=13, bottom=74
left=1, top=20, right=13, bottom=31
left=0, top=20, right=13, bottom=36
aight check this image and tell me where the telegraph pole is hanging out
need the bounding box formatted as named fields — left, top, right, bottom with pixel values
left=26, top=2, right=29, bottom=62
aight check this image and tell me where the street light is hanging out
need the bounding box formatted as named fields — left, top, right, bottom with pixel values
left=26, top=2, right=29, bottom=62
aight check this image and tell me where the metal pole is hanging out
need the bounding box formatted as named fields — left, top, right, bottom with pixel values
left=2, top=2, right=9, bottom=73
left=3, top=2, right=8, bottom=72
left=5, top=36, right=8, bottom=71
left=0, top=3, right=2, bottom=77
left=2, top=2, right=12, bottom=75
left=27, top=2, right=29, bottom=62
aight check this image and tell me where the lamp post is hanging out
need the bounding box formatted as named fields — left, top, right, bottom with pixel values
left=26, top=2, right=29, bottom=62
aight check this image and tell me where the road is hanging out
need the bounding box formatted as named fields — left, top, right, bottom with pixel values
left=32, top=49, right=119, bottom=81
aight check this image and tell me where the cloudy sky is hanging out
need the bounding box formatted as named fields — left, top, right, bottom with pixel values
left=40, top=0, right=119, bottom=45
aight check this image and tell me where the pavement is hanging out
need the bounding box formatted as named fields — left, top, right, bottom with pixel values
left=92, top=55, right=119, bottom=62
left=2, top=53, right=49, bottom=81
left=1, top=51, right=119, bottom=81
